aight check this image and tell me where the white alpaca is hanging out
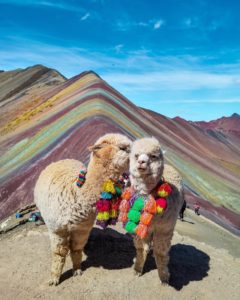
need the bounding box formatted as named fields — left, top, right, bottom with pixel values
left=129, top=137, right=184, bottom=284
left=34, top=133, right=132, bottom=285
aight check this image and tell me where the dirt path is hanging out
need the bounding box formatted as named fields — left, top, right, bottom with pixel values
left=0, top=211, right=240, bottom=300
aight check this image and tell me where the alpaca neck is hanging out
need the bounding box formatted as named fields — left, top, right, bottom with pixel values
left=130, top=174, right=159, bottom=195
left=78, top=158, right=120, bottom=204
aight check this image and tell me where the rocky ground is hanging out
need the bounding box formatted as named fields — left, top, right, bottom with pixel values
left=0, top=209, right=240, bottom=300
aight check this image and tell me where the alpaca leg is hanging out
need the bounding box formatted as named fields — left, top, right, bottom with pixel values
left=133, top=237, right=150, bottom=276
left=70, top=249, right=83, bottom=276
left=154, top=251, right=170, bottom=284
left=70, top=217, right=95, bottom=276
left=153, top=232, right=172, bottom=284
left=48, top=231, right=69, bottom=286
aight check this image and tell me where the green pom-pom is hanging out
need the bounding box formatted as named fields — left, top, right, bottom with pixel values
left=115, top=186, right=122, bottom=196
left=128, top=209, right=141, bottom=223
left=132, top=197, right=144, bottom=211
left=125, top=221, right=137, bottom=234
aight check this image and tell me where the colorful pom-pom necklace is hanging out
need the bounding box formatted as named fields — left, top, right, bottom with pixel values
left=118, top=181, right=172, bottom=239
left=75, top=169, right=171, bottom=237
left=95, top=179, right=123, bottom=229
left=76, top=170, right=87, bottom=187
left=76, top=170, right=123, bottom=229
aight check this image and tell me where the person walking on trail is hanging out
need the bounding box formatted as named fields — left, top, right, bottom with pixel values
left=179, top=199, right=187, bottom=221
left=194, top=203, right=200, bottom=215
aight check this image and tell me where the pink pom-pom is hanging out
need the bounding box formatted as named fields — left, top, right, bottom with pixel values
left=96, top=199, right=110, bottom=212
left=118, top=212, right=128, bottom=222
left=155, top=198, right=167, bottom=209
left=119, top=199, right=130, bottom=212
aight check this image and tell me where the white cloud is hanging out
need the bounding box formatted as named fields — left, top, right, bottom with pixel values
left=182, top=17, right=201, bottom=29
left=0, top=0, right=85, bottom=12
left=1, top=37, right=240, bottom=108
left=0, top=39, right=104, bottom=76
left=81, top=12, right=90, bottom=21
left=154, top=19, right=164, bottom=29
left=103, top=71, right=239, bottom=91
left=114, top=44, right=124, bottom=53
left=184, top=18, right=192, bottom=27
left=155, top=98, right=240, bottom=104
left=138, top=22, right=148, bottom=27
left=116, top=19, right=165, bottom=31
left=115, top=21, right=132, bottom=31
left=182, top=17, right=220, bottom=31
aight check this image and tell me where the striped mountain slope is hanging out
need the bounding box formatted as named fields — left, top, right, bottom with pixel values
left=0, top=68, right=239, bottom=234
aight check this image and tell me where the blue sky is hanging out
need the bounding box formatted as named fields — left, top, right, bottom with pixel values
left=0, top=0, right=240, bottom=121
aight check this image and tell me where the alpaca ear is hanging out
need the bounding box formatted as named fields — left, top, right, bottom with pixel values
left=88, top=143, right=105, bottom=153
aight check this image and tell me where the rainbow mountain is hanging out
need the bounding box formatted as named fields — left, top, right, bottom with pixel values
left=0, top=65, right=239, bottom=234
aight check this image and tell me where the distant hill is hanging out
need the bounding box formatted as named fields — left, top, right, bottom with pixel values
left=193, top=113, right=240, bottom=132
left=192, top=113, right=240, bottom=139
left=0, top=66, right=239, bottom=235
left=0, top=64, right=66, bottom=102
left=0, top=65, right=66, bottom=127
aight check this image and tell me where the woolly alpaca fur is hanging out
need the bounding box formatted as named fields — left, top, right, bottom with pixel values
left=130, top=137, right=184, bottom=284
left=34, top=133, right=132, bottom=285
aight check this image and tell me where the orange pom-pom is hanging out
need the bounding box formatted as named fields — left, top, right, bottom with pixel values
left=122, top=188, right=132, bottom=201
left=136, top=224, right=148, bottom=239
left=118, top=212, right=128, bottom=223
left=140, top=212, right=153, bottom=225
left=144, top=195, right=156, bottom=214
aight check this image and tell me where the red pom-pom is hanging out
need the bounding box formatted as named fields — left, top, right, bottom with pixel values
left=159, top=183, right=172, bottom=193
left=96, top=200, right=103, bottom=210
left=111, top=197, right=122, bottom=210
left=157, top=183, right=172, bottom=197
left=156, top=198, right=167, bottom=209
left=96, top=200, right=110, bottom=212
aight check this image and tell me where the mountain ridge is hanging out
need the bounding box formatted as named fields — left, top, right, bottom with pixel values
left=0, top=64, right=66, bottom=102
left=192, top=113, right=240, bottom=135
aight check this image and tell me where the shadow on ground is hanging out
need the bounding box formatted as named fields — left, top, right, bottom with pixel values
left=178, top=218, right=195, bottom=224
left=65, top=228, right=210, bottom=290
left=144, top=244, right=210, bottom=290
left=170, top=243, right=210, bottom=290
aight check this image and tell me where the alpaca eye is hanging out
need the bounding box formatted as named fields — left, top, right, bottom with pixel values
left=150, top=155, right=158, bottom=159
left=135, top=154, right=139, bottom=159
left=119, top=146, right=129, bottom=153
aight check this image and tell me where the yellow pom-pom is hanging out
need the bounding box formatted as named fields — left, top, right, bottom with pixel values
left=157, top=183, right=172, bottom=197
left=97, top=212, right=104, bottom=221
left=103, top=180, right=116, bottom=194
left=156, top=206, right=164, bottom=214
left=157, top=190, right=169, bottom=197
left=103, top=211, right=110, bottom=220
left=110, top=210, right=118, bottom=218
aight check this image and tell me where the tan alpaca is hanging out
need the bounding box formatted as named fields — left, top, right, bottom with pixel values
left=129, top=137, right=183, bottom=284
left=34, top=133, right=132, bottom=285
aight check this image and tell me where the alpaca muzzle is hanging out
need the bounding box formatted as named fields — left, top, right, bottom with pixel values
left=137, top=154, right=149, bottom=170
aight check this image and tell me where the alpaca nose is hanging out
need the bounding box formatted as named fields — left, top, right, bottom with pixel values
left=138, top=154, right=149, bottom=165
